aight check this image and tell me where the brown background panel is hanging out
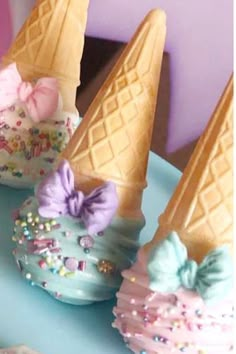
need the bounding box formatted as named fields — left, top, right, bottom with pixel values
left=76, top=36, right=198, bottom=171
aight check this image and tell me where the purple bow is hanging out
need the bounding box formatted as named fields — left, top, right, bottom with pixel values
left=36, top=160, right=119, bottom=235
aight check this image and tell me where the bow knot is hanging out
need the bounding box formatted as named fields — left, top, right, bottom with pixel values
left=147, top=231, right=233, bottom=303
left=36, top=160, right=119, bottom=235
left=0, top=63, right=59, bottom=122
left=179, top=260, right=198, bottom=289
left=67, top=190, right=85, bottom=217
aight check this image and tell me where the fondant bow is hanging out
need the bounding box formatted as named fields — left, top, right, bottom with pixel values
left=147, top=231, right=233, bottom=303
left=36, top=160, right=119, bottom=235
left=0, top=63, right=59, bottom=122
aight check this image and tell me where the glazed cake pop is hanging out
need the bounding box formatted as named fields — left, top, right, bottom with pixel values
left=0, top=0, right=89, bottom=188
left=113, top=76, right=234, bottom=353
left=12, top=9, right=167, bottom=305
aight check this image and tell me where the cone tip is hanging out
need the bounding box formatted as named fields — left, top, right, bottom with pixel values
left=145, top=8, right=167, bottom=26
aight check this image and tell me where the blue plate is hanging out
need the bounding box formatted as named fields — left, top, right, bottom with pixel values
left=0, top=152, right=181, bottom=354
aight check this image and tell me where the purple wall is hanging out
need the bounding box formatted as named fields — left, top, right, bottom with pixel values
left=86, top=0, right=233, bottom=151
left=0, top=0, right=12, bottom=59
left=2, top=0, right=233, bottom=151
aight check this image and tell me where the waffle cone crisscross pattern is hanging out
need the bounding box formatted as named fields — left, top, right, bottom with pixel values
left=3, top=0, right=89, bottom=111
left=62, top=10, right=166, bottom=218
left=151, top=76, right=233, bottom=262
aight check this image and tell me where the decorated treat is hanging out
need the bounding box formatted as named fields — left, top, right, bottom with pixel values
left=113, top=76, right=234, bottom=353
left=0, top=345, right=41, bottom=354
left=12, top=10, right=167, bottom=305
left=0, top=0, right=89, bottom=188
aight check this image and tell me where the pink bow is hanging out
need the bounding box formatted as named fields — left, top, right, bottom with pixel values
left=0, top=63, right=59, bottom=122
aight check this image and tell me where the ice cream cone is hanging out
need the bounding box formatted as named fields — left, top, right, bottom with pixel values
left=2, top=0, right=89, bottom=113
left=61, top=9, right=167, bottom=219
left=146, top=75, right=233, bottom=262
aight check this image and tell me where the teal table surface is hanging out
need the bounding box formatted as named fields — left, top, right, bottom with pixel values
left=0, top=152, right=181, bottom=354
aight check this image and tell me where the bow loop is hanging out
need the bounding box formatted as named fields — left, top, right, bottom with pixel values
left=0, top=63, right=59, bottom=122
left=195, top=247, right=233, bottom=302
left=147, top=231, right=233, bottom=303
left=37, top=160, right=118, bottom=234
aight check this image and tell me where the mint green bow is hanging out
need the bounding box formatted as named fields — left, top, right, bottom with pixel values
left=147, top=231, right=233, bottom=303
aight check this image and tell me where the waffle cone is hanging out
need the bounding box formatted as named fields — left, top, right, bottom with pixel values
left=61, top=9, right=167, bottom=219
left=3, top=0, right=89, bottom=113
left=146, top=75, right=233, bottom=262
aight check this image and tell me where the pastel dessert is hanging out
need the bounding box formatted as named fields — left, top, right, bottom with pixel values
left=0, top=0, right=89, bottom=188
left=113, top=76, right=234, bottom=353
left=12, top=10, right=167, bottom=305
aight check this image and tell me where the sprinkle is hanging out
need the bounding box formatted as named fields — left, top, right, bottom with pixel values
left=15, top=219, right=20, bottom=226
left=46, top=256, right=53, bottom=265
left=97, top=259, right=116, bottom=274
left=21, top=222, right=27, bottom=227
left=38, top=260, right=47, bottom=269
left=130, top=298, right=135, bottom=304
left=97, top=231, right=104, bottom=236
left=78, top=261, right=86, bottom=271
left=42, top=281, right=48, bottom=288
left=39, top=224, right=44, bottom=230
left=25, top=273, right=31, bottom=280
left=50, top=268, right=57, bottom=274
left=30, top=281, right=35, bottom=286
left=195, top=309, right=202, bottom=317
left=153, top=335, right=159, bottom=342
left=55, top=292, right=61, bottom=298
left=50, top=220, right=57, bottom=226
left=130, top=276, right=136, bottom=282
left=134, top=332, right=143, bottom=338
left=79, top=235, right=94, bottom=249
left=59, top=266, right=66, bottom=277
left=132, top=310, right=137, bottom=316
left=64, top=257, right=79, bottom=272
left=45, top=222, right=51, bottom=231
left=64, top=231, right=71, bottom=238
left=168, top=307, right=176, bottom=315
left=65, top=272, right=76, bottom=278
left=140, top=350, right=147, bottom=354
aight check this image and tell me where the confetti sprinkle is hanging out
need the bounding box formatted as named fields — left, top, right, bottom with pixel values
left=79, top=235, right=94, bottom=249
left=97, top=259, right=116, bottom=274
left=64, top=257, right=79, bottom=272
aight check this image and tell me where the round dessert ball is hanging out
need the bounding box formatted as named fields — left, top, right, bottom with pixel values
left=12, top=196, right=143, bottom=305
left=113, top=249, right=234, bottom=354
